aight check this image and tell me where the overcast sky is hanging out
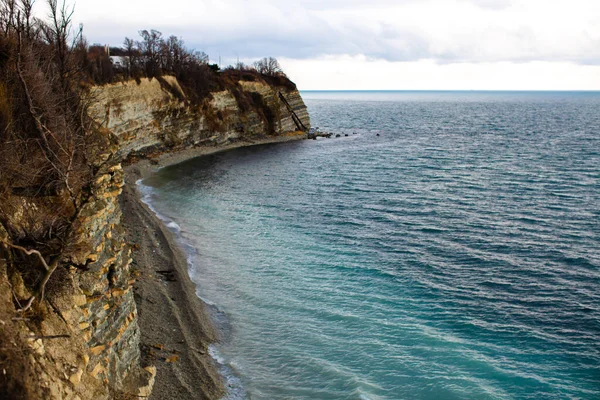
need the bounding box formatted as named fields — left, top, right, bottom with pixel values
left=41, top=0, right=600, bottom=90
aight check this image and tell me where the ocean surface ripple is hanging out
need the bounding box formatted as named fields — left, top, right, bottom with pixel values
left=142, top=91, right=600, bottom=400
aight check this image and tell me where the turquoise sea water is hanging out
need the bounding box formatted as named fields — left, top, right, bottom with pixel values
left=141, top=91, right=600, bottom=399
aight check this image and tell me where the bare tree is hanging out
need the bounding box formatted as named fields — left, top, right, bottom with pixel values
left=19, top=0, right=34, bottom=39
left=162, top=35, right=192, bottom=74
left=253, top=56, right=283, bottom=76
left=0, top=0, right=17, bottom=34
left=137, top=29, right=162, bottom=78
left=0, top=0, right=35, bottom=38
left=123, top=36, right=137, bottom=78
left=193, top=50, right=208, bottom=64
left=0, top=0, right=106, bottom=311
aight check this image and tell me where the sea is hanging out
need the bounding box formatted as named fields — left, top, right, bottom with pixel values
left=140, top=91, right=600, bottom=400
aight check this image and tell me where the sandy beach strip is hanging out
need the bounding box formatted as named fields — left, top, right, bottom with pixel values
left=120, top=134, right=305, bottom=399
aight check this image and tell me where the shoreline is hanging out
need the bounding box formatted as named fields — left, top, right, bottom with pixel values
left=121, top=134, right=306, bottom=399
left=127, top=133, right=307, bottom=180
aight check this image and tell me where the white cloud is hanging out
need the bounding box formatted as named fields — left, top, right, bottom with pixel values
left=281, top=55, right=600, bottom=90
left=60, top=0, right=600, bottom=63
left=34, top=0, right=600, bottom=89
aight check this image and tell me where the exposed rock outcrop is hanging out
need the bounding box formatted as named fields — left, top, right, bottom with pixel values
left=0, top=75, right=309, bottom=399
left=0, top=161, right=154, bottom=400
left=89, top=76, right=310, bottom=160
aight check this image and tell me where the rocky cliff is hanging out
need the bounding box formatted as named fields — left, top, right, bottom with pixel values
left=90, top=76, right=310, bottom=160
left=0, top=157, right=154, bottom=399
left=0, top=75, right=310, bottom=399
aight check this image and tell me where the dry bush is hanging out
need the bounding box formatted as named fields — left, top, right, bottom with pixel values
left=0, top=0, right=112, bottom=311
left=221, top=66, right=296, bottom=91
left=261, top=73, right=297, bottom=91
left=176, top=62, right=224, bottom=103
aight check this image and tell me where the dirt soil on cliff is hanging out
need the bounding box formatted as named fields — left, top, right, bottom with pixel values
left=120, top=173, right=223, bottom=400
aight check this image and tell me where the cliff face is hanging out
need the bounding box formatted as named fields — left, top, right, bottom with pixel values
left=89, top=76, right=310, bottom=160
left=0, top=159, right=155, bottom=399
left=0, top=76, right=309, bottom=399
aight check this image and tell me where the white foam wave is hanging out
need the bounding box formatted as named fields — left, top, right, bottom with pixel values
left=137, top=179, right=246, bottom=399
left=197, top=295, right=217, bottom=307
left=209, top=345, right=246, bottom=400
left=136, top=179, right=167, bottom=222
left=166, top=221, right=181, bottom=233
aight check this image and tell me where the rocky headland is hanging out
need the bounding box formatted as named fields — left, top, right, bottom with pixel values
left=0, top=74, right=310, bottom=399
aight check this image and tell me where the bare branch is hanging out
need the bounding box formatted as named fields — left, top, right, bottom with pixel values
left=2, top=237, right=63, bottom=311
left=1, top=239, right=50, bottom=271
left=27, top=334, right=70, bottom=339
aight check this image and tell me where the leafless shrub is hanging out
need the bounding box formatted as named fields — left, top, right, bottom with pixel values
left=0, top=0, right=110, bottom=311
left=253, top=56, right=283, bottom=76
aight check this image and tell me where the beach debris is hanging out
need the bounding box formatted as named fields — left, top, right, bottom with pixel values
left=152, top=344, right=165, bottom=351
left=165, top=355, right=180, bottom=363
left=156, top=269, right=177, bottom=282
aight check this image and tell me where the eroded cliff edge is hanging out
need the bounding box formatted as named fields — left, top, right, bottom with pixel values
left=90, top=76, right=310, bottom=160
left=0, top=76, right=310, bottom=399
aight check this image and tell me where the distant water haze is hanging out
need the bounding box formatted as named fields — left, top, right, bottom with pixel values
left=142, top=91, right=600, bottom=399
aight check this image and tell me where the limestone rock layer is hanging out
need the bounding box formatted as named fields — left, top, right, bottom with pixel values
left=0, top=76, right=309, bottom=399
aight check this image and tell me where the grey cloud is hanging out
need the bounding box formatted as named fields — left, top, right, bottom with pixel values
left=82, top=0, right=599, bottom=66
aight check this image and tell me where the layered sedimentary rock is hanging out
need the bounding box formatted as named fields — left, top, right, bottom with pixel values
left=0, top=75, right=309, bottom=399
left=0, top=157, right=154, bottom=399
left=89, top=76, right=310, bottom=159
